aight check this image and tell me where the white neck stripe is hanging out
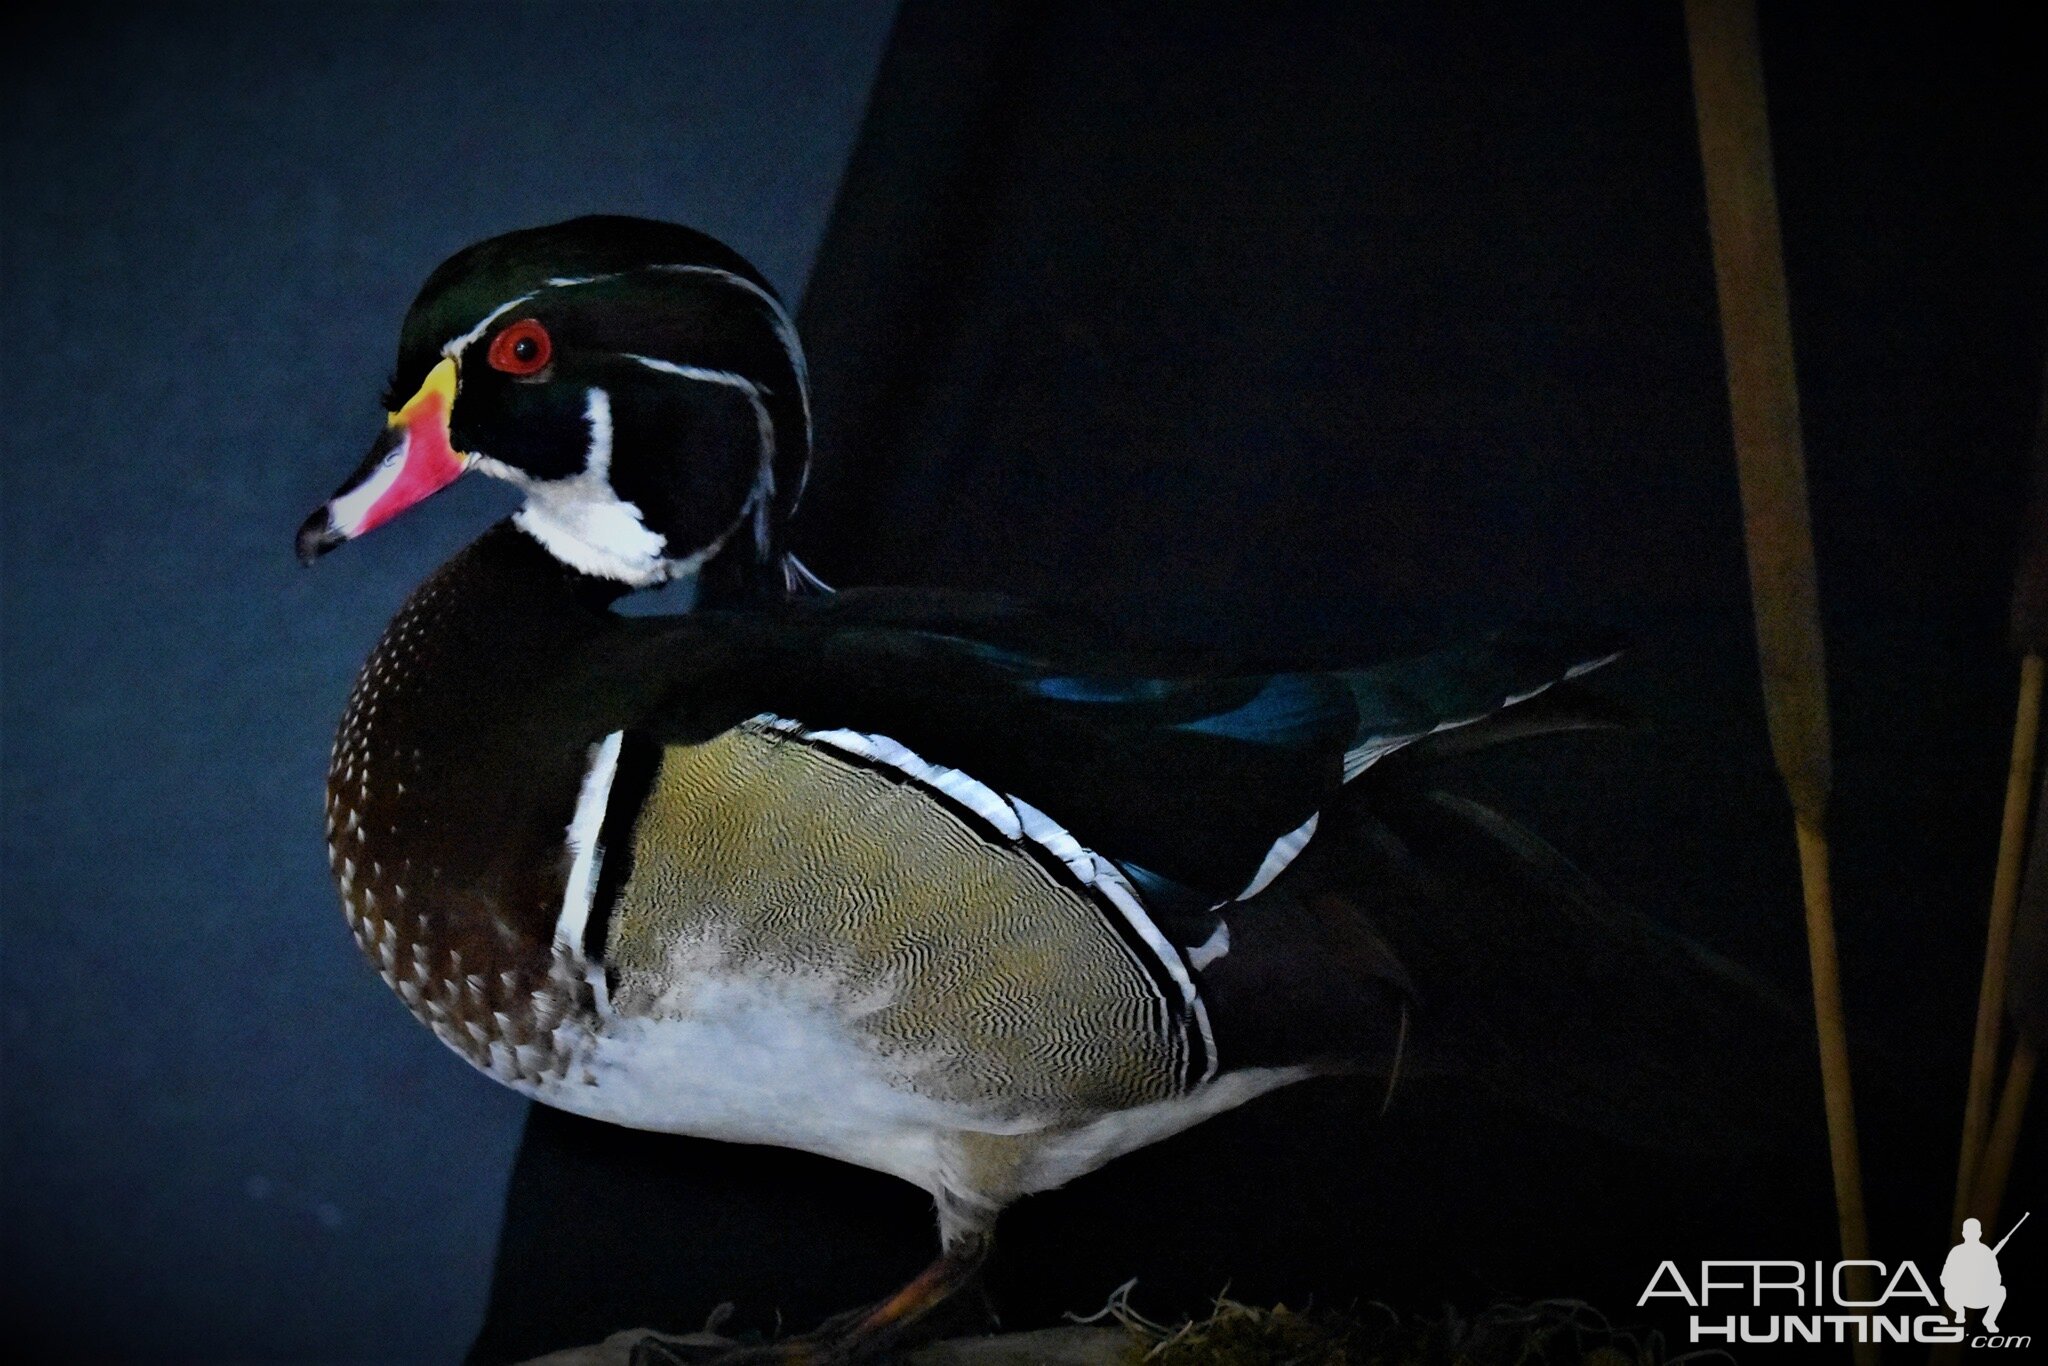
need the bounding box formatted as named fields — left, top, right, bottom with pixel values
left=626, top=355, right=779, bottom=557
left=527, top=262, right=812, bottom=506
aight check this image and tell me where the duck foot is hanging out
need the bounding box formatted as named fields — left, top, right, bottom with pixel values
left=627, top=1334, right=793, bottom=1366
left=627, top=1332, right=736, bottom=1365
left=627, top=1319, right=898, bottom=1366
left=631, top=1237, right=990, bottom=1366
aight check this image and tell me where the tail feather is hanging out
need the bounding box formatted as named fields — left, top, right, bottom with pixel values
left=1383, top=681, right=1637, bottom=767
left=1338, top=629, right=1627, bottom=781
left=1304, top=778, right=1805, bottom=1152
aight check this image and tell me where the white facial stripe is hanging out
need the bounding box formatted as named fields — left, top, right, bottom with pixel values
left=327, top=443, right=406, bottom=535
left=446, top=260, right=814, bottom=581
left=649, top=264, right=811, bottom=454
left=624, top=355, right=771, bottom=438
left=586, top=384, right=614, bottom=467
left=446, top=263, right=809, bottom=436
left=534, top=262, right=812, bottom=496
left=444, top=294, right=535, bottom=358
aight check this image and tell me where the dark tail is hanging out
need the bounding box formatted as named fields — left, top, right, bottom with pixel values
left=1304, top=767, right=1808, bottom=1153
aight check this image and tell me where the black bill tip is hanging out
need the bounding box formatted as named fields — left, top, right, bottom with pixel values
left=296, top=508, right=343, bottom=566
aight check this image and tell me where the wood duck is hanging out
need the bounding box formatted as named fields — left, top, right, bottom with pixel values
left=299, top=217, right=1779, bottom=1363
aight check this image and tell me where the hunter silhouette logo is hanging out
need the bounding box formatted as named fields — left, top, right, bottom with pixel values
left=1944, top=1213, right=2025, bottom=1336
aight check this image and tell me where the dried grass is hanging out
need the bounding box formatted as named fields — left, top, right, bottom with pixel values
left=1068, top=1282, right=1730, bottom=1366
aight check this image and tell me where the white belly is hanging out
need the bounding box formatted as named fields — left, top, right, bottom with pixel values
left=490, top=962, right=1312, bottom=1214
left=516, top=968, right=1028, bottom=1196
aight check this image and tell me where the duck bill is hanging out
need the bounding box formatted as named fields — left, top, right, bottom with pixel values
left=297, top=357, right=470, bottom=564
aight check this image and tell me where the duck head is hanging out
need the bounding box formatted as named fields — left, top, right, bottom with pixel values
left=298, top=216, right=811, bottom=596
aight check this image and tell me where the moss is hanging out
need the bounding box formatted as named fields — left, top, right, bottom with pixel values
left=1088, top=1291, right=1674, bottom=1366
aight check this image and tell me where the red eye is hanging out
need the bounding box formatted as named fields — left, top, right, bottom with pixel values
left=487, top=318, right=552, bottom=376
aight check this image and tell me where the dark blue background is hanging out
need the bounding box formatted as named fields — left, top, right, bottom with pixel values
left=2, top=4, right=894, bottom=1360
left=9, top=2, right=2047, bottom=1362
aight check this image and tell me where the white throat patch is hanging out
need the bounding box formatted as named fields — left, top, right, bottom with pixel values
left=482, top=388, right=677, bottom=587
left=485, top=377, right=778, bottom=590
